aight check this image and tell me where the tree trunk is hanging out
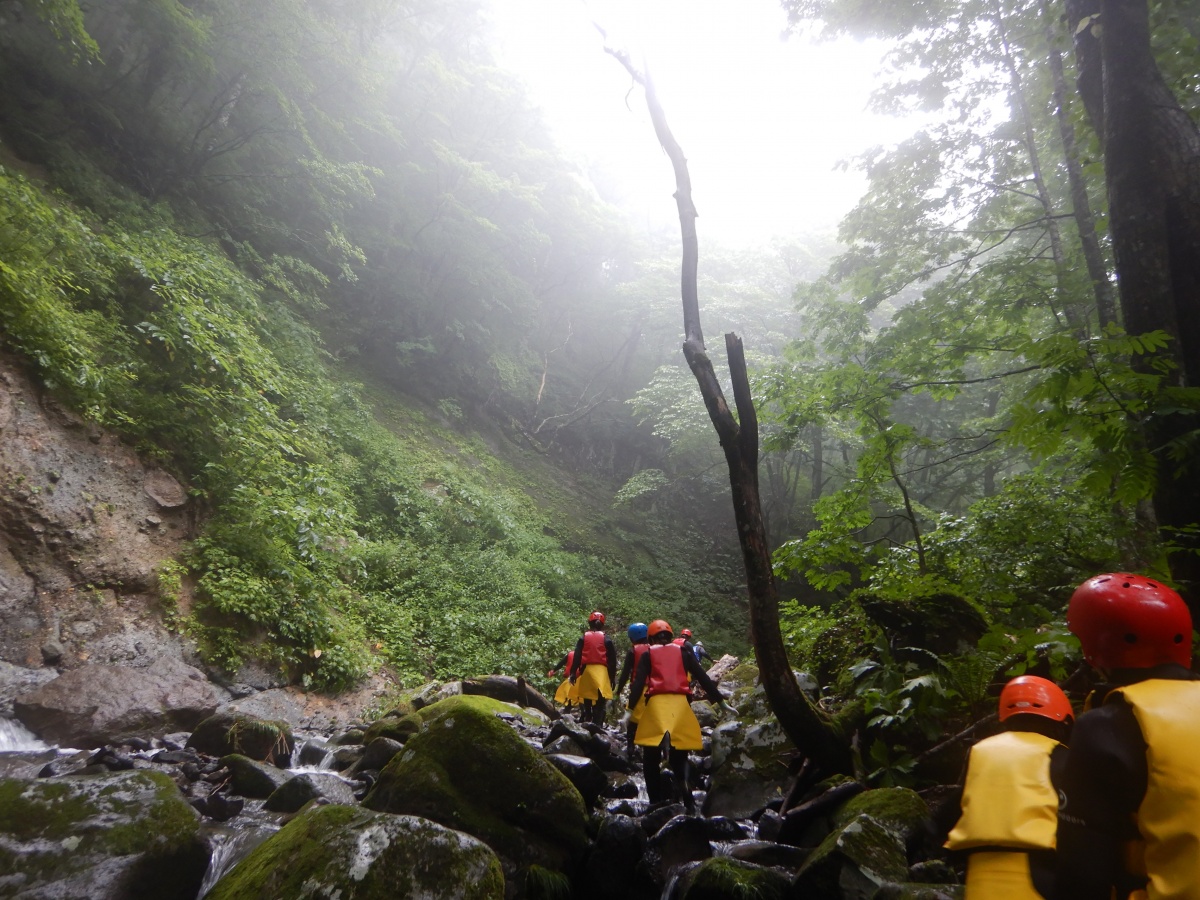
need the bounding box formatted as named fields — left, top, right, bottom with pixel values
left=605, top=48, right=848, bottom=773
left=1067, top=0, right=1200, bottom=603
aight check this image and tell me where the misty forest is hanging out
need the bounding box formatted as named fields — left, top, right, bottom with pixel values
left=0, top=0, right=1198, bottom=897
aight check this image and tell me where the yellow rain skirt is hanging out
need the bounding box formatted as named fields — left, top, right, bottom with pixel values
left=575, top=664, right=613, bottom=702
left=554, top=677, right=580, bottom=706
left=634, top=693, right=703, bottom=751
left=963, top=851, right=1043, bottom=900
left=628, top=694, right=648, bottom=724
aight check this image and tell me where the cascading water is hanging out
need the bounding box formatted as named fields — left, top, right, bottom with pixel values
left=0, top=718, right=46, bottom=753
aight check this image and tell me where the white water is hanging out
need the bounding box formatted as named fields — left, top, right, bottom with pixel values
left=197, top=821, right=280, bottom=898
left=0, top=718, right=47, bottom=753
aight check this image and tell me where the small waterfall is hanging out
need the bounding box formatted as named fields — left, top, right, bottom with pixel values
left=197, top=819, right=280, bottom=898
left=0, top=718, right=46, bottom=753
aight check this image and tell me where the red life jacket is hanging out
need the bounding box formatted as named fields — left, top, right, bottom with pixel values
left=581, top=630, right=608, bottom=665
left=647, top=643, right=690, bottom=697
left=672, top=637, right=686, bottom=646
left=631, top=643, right=650, bottom=671
left=564, top=650, right=576, bottom=672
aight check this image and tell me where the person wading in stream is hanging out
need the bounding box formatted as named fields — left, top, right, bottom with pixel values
left=629, top=619, right=732, bottom=809
left=1056, top=573, right=1200, bottom=900
left=569, top=611, right=616, bottom=725
left=945, top=675, right=1073, bottom=900
left=614, top=621, right=650, bottom=758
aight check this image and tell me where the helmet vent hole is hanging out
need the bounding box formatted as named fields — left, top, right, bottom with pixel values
left=1124, top=633, right=1137, bottom=644
left=1122, top=582, right=1132, bottom=588
left=1175, top=634, right=1184, bottom=644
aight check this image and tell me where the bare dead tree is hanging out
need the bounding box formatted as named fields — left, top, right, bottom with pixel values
left=603, top=42, right=848, bottom=773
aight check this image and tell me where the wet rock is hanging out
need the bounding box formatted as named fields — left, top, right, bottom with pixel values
left=333, top=727, right=365, bottom=745
left=349, top=736, right=401, bottom=773
left=606, top=798, right=648, bottom=817
left=545, top=753, right=607, bottom=808
left=641, top=802, right=687, bottom=836
left=677, top=856, right=791, bottom=900
left=875, top=884, right=964, bottom=900
left=792, top=814, right=909, bottom=900
left=702, top=816, right=749, bottom=842
left=205, top=804, right=503, bottom=900
left=332, top=746, right=364, bottom=770
left=603, top=772, right=639, bottom=799
left=641, top=815, right=713, bottom=886
left=263, top=772, right=357, bottom=813
left=362, top=711, right=422, bottom=745
left=756, top=808, right=783, bottom=842
left=198, top=790, right=245, bottom=822
left=831, top=786, right=930, bottom=850
left=704, top=718, right=791, bottom=819
left=908, top=859, right=959, bottom=884
left=221, top=754, right=293, bottom=798
left=296, top=737, right=331, bottom=768
left=578, top=814, right=651, bottom=900
left=0, top=663, right=56, bottom=718
left=544, top=734, right=586, bottom=757
left=188, top=712, right=294, bottom=765
left=0, top=769, right=208, bottom=899
left=725, top=840, right=810, bottom=870
left=13, top=657, right=225, bottom=747
left=364, top=694, right=588, bottom=888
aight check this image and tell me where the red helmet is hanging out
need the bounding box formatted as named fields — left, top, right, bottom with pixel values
left=681, top=629, right=693, bottom=639
left=1068, top=573, right=1192, bottom=669
left=998, top=676, right=1073, bottom=723
left=647, top=619, right=673, bottom=638
left=588, top=611, right=605, bottom=626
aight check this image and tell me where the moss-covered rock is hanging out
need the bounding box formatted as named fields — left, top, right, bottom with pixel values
left=792, top=814, right=908, bottom=900
left=0, top=770, right=207, bottom=899
left=704, top=718, right=792, bottom=819
left=205, top=804, right=504, bottom=899
left=263, top=772, right=357, bottom=813
left=221, top=753, right=293, bottom=798
left=831, top=787, right=930, bottom=846
left=361, top=712, right=422, bottom=745
left=188, top=711, right=294, bottom=764
left=875, top=884, right=964, bottom=900
left=679, top=856, right=790, bottom=900
left=858, top=592, right=989, bottom=657
left=363, top=694, right=587, bottom=893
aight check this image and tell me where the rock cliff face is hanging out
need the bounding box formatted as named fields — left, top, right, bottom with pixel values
left=0, top=353, right=194, bottom=673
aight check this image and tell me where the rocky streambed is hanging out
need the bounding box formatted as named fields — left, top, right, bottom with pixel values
left=0, top=661, right=964, bottom=899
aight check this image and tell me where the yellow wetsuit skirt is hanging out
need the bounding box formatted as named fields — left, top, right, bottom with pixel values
left=554, top=677, right=580, bottom=706
left=964, top=851, right=1043, bottom=900
left=575, top=664, right=613, bottom=702
left=634, top=693, right=702, bottom=750
left=628, top=694, right=647, bottom=724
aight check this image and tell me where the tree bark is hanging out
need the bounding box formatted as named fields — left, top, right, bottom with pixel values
left=1066, top=0, right=1200, bottom=603
left=605, top=48, right=848, bottom=773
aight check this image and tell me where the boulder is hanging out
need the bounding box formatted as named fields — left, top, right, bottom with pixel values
left=792, top=814, right=909, bottom=900
left=461, top=674, right=559, bottom=720
left=640, top=815, right=712, bottom=886
left=188, top=711, right=295, bottom=764
left=362, top=711, right=422, bottom=745
left=13, top=657, right=225, bottom=747
left=704, top=718, right=792, bottom=819
left=0, top=662, right=56, bottom=718
left=875, top=885, right=964, bottom=900
left=544, top=754, right=607, bottom=808
left=831, top=787, right=930, bottom=850
left=577, top=814, right=650, bottom=900
left=221, top=754, right=293, bottom=798
left=363, top=694, right=588, bottom=889
left=859, top=592, right=989, bottom=657
left=354, top=737, right=404, bottom=773
left=205, top=804, right=504, bottom=900
left=264, top=772, right=358, bottom=813
left=677, top=856, right=791, bottom=900
left=0, top=769, right=208, bottom=899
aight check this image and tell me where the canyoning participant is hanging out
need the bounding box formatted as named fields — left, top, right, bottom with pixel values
left=614, top=622, right=651, bottom=757
left=547, top=649, right=580, bottom=710
left=629, top=619, right=733, bottom=809
left=569, top=611, right=617, bottom=725
left=945, top=675, right=1074, bottom=900
left=1057, top=573, right=1200, bottom=900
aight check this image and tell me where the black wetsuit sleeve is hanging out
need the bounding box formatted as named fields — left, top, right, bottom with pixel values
left=616, top=649, right=634, bottom=696
left=569, top=638, right=585, bottom=679
left=1056, top=700, right=1148, bottom=900
left=629, top=651, right=652, bottom=708
left=683, top=646, right=722, bottom=701
left=605, top=636, right=617, bottom=683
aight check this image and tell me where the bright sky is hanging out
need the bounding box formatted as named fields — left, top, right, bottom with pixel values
left=485, top=0, right=922, bottom=247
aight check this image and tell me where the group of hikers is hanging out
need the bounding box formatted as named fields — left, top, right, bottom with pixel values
left=547, top=572, right=1200, bottom=899
left=949, top=572, right=1200, bottom=900
left=546, top=610, right=726, bottom=807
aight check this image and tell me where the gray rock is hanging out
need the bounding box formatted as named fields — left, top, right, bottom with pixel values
left=641, top=815, right=712, bottom=886
left=0, top=769, right=208, bottom=899
left=205, top=805, right=503, bottom=900
left=726, top=839, right=811, bottom=870
left=263, top=772, right=358, bottom=813
left=545, top=753, right=607, bottom=807
left=792, top=814, right=909, bottom=900
left=0, top=661, right=56, bottom=718
left=143, top=468, right=188, bottom=508
left=188, top=711, right=294, bottom=764
left=355, top=736, right=403, bottom=773
left=703, top=718, right=792, bottom=819
left=13, top=657, right=225, bottom=747
left=578, top=813, right=650, bottom=900
left=221, top=754, right=293, bottom=798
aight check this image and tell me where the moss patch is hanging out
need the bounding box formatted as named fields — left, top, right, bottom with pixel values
left=831, top=787, right=930, bottom=842
left=206, top=804, right=503, bottom=899
left=681, top=856, right=790, bottom=900
left=363, top=695, right=587, bottom=879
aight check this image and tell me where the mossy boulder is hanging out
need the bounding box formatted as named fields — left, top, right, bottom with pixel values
left=188, top=711, right=294, bottom=764
left=858, top=592, right=989, bottom=657
left=875, top=885, right=964, bottom=900
left=831, top=787, right=930, bottom=847
left=206, top=804, right=504, bottom=899
left=0, top=770, right=208, bottom=899
left=263, top=772, right=358, bottom=813
left=221, top=753, right=293, bottom=798
left=704, top=718, right=792, bottom=818
left=679, top=856, right=790, bottom=900
left=792, top=814, right=909, bottom=900
left=363, top=694, right=587, bottom=892
left=362, top=712, right=423, bottom=745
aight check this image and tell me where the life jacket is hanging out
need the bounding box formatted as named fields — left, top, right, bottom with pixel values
left=672, top=637, right=687, bottom=647
left=564, top=650, right=576, bottom=672
left=646, top=643, right=690, bottom=697
left=631, top=642, right=650, bottom=672
left=581, top=630, right=608, bottom=666
left=945, top=731, right=1062, bottom=852
left=1108, top=679, right=1200, bottom=900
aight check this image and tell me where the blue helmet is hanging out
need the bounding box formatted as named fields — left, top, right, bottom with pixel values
left=627, top=622, right=649, bottom=642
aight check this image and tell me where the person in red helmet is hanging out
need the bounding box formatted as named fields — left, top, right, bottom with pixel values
left=547, top=649, right=580, bottom=710
left=569, top=611, right=616, bottom=725
left=1056, top=573, right=1200, bottom=900
left=629, top=619, right=733, bottom=808
left=945, top=675, right=1074, bottom=899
